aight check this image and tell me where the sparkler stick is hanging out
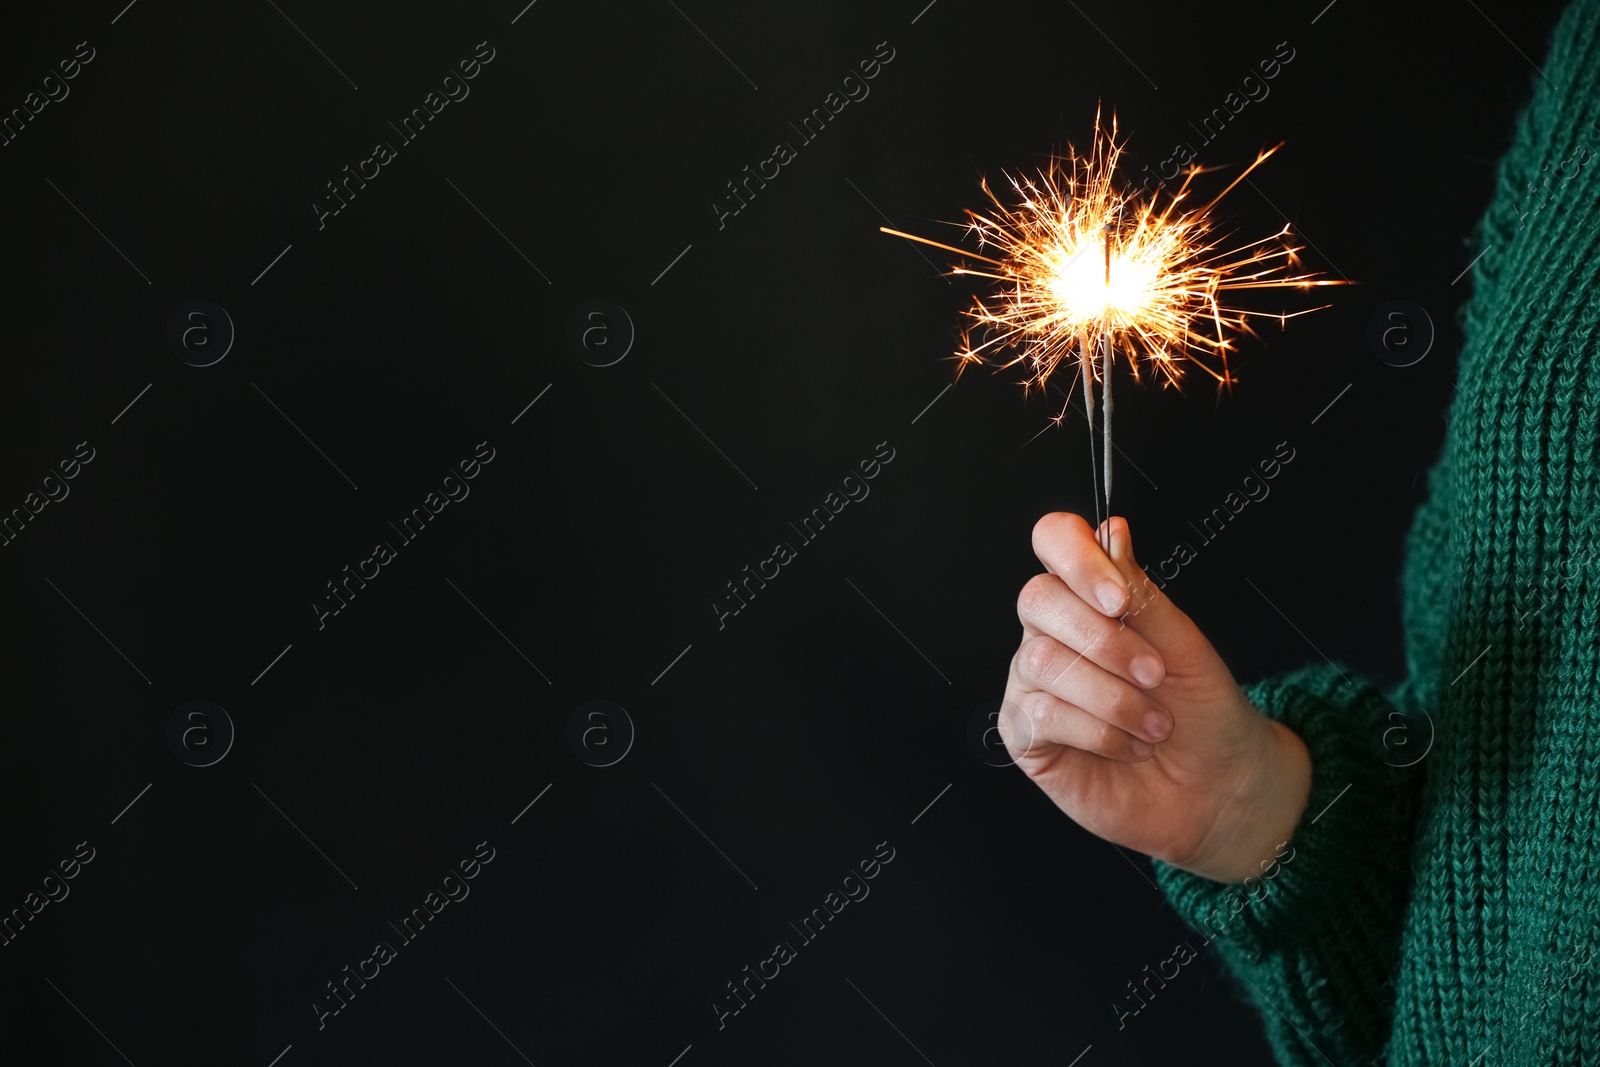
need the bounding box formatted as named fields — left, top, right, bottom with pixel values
left=880, top=110, right=1345, bottom=563
left=1081, top=329, right=1100, bottom=548
left=1101, top=218, right=1114, bottom=552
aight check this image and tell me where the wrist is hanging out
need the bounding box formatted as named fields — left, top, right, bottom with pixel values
left=1186, top=715, right=1313, bottom=883
left=1253, top=718, right=1313, bottom=862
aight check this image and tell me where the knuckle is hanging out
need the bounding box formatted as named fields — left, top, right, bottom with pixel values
left=997, top=694, right=1036, bottom=755
left=1018, top=635, right=1058, bottom=682
left=1017, top=573, right=1057, bottom=621
left=1104, top=684, right=1145, bottom=724
left=1092, top=717, right=1124, bottom=756
left=1024, top=689, right=1055, bottom=728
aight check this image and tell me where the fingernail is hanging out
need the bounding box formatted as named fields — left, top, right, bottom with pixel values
left=1096, top=581, right=1127, bottom=614
left=1130, top=738, right=1155, bottom=759
left=1131, top=654, right=1165, bottom=688
left=1142, top=710, right=1171, bottom=742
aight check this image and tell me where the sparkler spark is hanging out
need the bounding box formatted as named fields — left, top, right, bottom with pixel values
left=881, top=110, right=1346, bottom=535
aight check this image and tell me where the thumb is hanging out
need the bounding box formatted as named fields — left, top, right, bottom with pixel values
left=1096, top=516, right=1200, bottom=655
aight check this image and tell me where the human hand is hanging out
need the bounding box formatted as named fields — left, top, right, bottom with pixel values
left=1000, top=513, right=1311, bottom=883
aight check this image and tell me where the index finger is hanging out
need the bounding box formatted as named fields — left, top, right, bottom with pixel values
left=1031, top=511, right=1130, bottom=617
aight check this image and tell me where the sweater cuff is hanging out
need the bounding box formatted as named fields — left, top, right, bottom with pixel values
left=1149, top=665, right=1425, bottom=962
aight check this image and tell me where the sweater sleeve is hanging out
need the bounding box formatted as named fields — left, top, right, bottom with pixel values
left=1143, top=359, right=1454, bottom=1065
left=1148, top=665, right=1430, bottom=1065
left=1144, top=3, right=1600, bottom=1063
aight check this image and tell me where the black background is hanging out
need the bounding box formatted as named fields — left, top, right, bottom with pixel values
left=0, top=0, right=1573, bottom=1063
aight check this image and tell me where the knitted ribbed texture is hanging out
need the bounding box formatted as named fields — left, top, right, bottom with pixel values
left=1149, top=2, right=1600, bottom=1064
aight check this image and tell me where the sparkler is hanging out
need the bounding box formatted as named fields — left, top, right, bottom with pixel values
left=881, top=111, right=1345, bottom=550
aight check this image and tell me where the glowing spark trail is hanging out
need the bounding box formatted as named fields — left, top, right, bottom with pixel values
left=881, top=110, right=1345, bottom=544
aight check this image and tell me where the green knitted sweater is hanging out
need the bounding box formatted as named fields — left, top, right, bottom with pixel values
left=1149, top=2, right=1600, bottom=1064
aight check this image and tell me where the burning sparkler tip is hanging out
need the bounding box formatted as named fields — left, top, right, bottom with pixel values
left=881, top=113, right=1345, bottom=453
